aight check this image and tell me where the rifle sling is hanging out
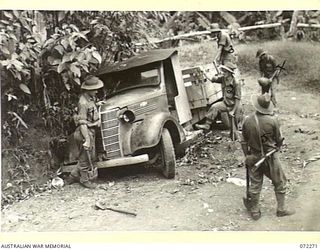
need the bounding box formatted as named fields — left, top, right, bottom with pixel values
left=254, top=113, right=265, bottom=156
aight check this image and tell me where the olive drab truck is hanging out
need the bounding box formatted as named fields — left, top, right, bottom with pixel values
left=58, top=49, right=222, bottom=178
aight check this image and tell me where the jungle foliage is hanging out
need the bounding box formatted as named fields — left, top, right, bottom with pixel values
left=0, top=10, right=168, bottom=145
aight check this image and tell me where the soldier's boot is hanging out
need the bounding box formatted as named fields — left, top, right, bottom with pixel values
left=81, top=181, right=97, bottom=189
left=66, top=167, right=80, bottom=185
left=195, top=119, right=213, bottom=131
left=249, top=194, right=261, bottom=221
left=79, top=171, right=97, bottom=189
left=275, top=193, right=295, bottom=217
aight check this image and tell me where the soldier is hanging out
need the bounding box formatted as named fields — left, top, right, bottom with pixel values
left=195, top=62, right=241, bottom=133
left=210, top=24, right=237, bottom=66
left=256, top=49, right=278, bottom=106
left=241, top=93, right=295, bottom=220
left=69, top=76, right=104, bottom=189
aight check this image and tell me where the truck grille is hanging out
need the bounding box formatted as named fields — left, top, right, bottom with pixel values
left=100, top=108, right=122, bottom=159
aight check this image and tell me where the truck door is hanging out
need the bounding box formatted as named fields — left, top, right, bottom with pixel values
left=169, top=53, right=192, bottom=125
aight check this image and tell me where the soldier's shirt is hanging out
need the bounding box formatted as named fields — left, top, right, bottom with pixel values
left=241, top=112, right=283, bottom=154
left=212, top=75, right=241, bottom=107
left=259, top=54, right=277, bottom=78
left=77, top=92, right=99, bottom=128
left=217, top=30, right=234, bottom=53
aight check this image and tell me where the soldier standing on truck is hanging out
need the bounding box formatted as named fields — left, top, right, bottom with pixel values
left=240, top=93, right=295, bottom=220
left=69, top=76, right=104, bottom=189
left=256, top=49, right=278, bottom=107
left=210, top=24, right=237, bottom=66
left=195, top=62, right=241, bottom=132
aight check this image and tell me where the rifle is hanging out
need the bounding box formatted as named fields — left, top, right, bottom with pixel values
left=213, top=61, right=221, bottom=75
left=271, top=60, right=286, bottom=83
left=243, top=164, right=251, bottom=211
left=94, top=201, right=137, bottom=217
left=229, top=113, right=238, bottom=141
left=86, top=150, right=98, bottom=180
left=251, top=148, right=277, bottom=172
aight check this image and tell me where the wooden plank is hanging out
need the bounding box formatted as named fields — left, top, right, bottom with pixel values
left=182, top=67, right=201, bottom=75
left=297, top=23, right=320, bottom=28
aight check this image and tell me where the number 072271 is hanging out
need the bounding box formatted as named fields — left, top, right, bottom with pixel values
left=300, top=244, right=318, bottom=248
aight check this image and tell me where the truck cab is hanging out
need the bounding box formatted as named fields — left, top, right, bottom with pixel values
left=59, top=49, right=222, bottom=178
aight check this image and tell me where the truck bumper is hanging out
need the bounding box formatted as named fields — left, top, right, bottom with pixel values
left=96, top=154, right=149, bottom=169
left=61, top=154, right=150, bottom=173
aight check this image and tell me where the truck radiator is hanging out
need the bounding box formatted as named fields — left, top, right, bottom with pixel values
left=100, top=108, right=122, bottom=159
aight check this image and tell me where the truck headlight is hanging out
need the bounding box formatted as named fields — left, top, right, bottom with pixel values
left=119, top=110, right=135, bottom=123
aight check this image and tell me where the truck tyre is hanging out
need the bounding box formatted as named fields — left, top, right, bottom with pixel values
left=160, top=128, right=176, bottom=179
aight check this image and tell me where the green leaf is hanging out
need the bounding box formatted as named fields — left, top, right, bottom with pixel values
left=70, top=63, right=81, bottom=78
left=43, top=38, right=55, bottom=48
left=8, top=111, right=28, bottom=129
left=13, top=22, right=21, bottom=28
left=74, top=78, right=81, bottom=85
left=77, top=32, right=88, bottom=41
left=68, top=37, right=76, bottom=50
left=13, top=10, right=20, bottom=18
left=47, top=56, right=55, bottom=65
left=19, top=83, right=31, bottom=95
left=64, top=83, right=71, bottom=91
left=62, top=54, right=71, bottom=63
left=1, top=46, right=10, bottom=55
left=7, top=93, right=17, bottom=101
left=92, top=51, right=102, bottom=64
left=54, top=45, right=64, bottom=55
left=20, top=19, right=31, bottom=33
left=61, top=39, right=69, bottom=50
left=15, top=71, right=22, bottom=80
left=1, top=20, right=9, bottom=25
left=12, top=59, right=24, bottom=71
left=57, top=62, right=67, bottom=73
left=58, top=12, right=66, bottom=22
left=76, top=52, right=85, bottom=61
left=1, top=59, right=9, bottom=66
left=70, top=52, right=76, bottom=61
left=9, top=33, right=18, bottom=41
left=4, top=11, right=13, bottom=20
left=81, top=64, right=89, bottom=73
left=70, top=24, right=79, bottom=32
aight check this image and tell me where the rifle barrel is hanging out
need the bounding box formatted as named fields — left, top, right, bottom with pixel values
left=254, top=149, right=277, bottom=168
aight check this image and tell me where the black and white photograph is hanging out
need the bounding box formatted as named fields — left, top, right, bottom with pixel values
left=1, top=8, right=320, bottom=235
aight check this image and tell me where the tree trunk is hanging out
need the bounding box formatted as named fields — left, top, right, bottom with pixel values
left=288, top=10, right=300, bottom=38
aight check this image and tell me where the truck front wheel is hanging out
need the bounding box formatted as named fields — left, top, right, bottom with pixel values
left=160, top=128, right=176, bottom=179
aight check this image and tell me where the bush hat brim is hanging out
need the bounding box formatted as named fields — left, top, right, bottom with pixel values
left=81, top=76, right=104, bottom=90
left=251, top=94, right=274, bottom=115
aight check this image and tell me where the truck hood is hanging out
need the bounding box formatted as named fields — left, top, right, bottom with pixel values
left=101, top=87, right=162, bottom=110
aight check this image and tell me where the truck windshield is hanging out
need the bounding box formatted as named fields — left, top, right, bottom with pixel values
left=103, top=65, right=161, bottom=96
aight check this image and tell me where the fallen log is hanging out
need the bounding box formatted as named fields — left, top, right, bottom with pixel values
left=238, top=22, right=282, bottom=31
left=297, top=23, right=320, bottom=28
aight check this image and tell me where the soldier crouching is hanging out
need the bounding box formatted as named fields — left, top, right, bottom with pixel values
left=195, top=62, right=241, bottom=138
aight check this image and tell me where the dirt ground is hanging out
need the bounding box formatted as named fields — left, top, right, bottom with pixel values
left=1, top=74, right=320, bottom=232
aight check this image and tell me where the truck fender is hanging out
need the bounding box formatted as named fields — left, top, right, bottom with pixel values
left=130, top=112, right=185, bottom=153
